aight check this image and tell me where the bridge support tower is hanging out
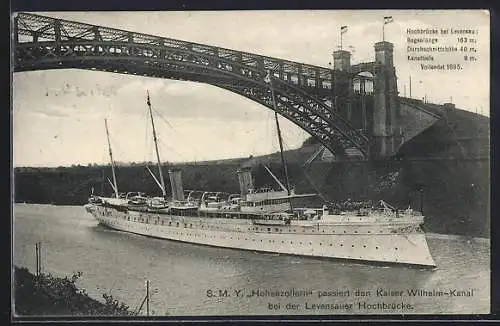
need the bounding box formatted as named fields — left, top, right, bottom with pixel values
left=372, top=41, right=401, bottom=158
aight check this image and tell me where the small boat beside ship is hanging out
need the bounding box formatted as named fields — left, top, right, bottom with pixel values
left=84, top=78, right=436, bottom=268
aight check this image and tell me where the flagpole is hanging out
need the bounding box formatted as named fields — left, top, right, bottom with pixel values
left=340, top=29, right=343, bottom=51
left=382, top=16, right=393, bottom=42
left=382, top=20, right=385, bottom=42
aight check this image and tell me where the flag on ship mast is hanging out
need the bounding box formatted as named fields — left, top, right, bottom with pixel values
left=146, top=90, right=151, bottom=106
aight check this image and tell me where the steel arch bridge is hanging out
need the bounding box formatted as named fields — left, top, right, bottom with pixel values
left=12, top=12, right=371, bottom=157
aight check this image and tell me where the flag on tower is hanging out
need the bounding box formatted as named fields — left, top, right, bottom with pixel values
left=384, top=16, right=394, bottom=24
left=340, top=25, right=348, bottom=34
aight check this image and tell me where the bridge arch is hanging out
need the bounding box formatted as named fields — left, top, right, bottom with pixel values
left=13, top=12, right=371, bottom=157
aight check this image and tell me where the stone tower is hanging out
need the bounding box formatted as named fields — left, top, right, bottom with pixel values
left=332, top=50, right=353, bottom=122
left=372, top=41, right=400, bottom=157
left=333, top=50, right=351, bottom=72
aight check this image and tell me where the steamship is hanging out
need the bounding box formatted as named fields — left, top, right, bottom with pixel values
left=84, top=83, right=436, bottom=268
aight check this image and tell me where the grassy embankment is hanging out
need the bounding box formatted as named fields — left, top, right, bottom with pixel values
left=14, top=266, right=133, bottom=316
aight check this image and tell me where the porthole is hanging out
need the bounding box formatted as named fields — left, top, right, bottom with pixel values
left=340, top=244, right=343, bottom=247
left=395, top=247, right=398, bottom=250
left=363, top=245, right=366, bottom=248
left=351, top=245, right=354, bottom=248
left=343, top=230, right=346, bottom=233
left=376, top=246, right=379, bottom=249
left=282, top=241, right=284, bottom=243
left=368, top=231, right=371, bottom=233
left=320, top=243, right=323, bottom=245
left=329, top=244, right=332, bottom=246
left=354, top=231, right=358, bottom=233
left=269, top=240, right=272, bottom=243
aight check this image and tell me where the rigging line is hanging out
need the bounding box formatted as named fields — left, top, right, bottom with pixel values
left=155, top=137, right=186, bottom=162
left=155, top=134, right=188, bottom=158
left=151, top=107, right=201, bottom=156
left=109, top=136, right=126, bottom=165
left=152, top=107, right=174, bottom=129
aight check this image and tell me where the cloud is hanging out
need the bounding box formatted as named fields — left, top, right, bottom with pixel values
left=31, top=104, right=71, bottom=118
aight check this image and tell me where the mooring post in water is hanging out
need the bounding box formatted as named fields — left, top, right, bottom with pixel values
left=39, top=242, right=42, bottom=275
left=146, top=280, right=150, bottom=316
left=35, top=242, right=39, bottom=278
left=35, top=242, right=42, bottom=277
left=420, top=188, right=424, bottom=214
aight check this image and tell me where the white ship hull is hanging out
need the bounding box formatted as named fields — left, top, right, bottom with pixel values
left=84, top=204, right=436, bottom=268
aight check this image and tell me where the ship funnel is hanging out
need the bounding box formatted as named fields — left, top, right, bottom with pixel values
left=237, top=167, right=254, bottom=198
left=168, top=169, right=185, bottom=201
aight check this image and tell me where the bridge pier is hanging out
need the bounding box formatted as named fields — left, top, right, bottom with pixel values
left=332, top=50, right=351, bottom=120
left=371, top=41, right=401, bottom=158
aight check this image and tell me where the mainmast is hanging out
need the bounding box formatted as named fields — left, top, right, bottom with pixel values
left=147, top=91, right=167, bottom=197
left=274, top=111, right=292, bottom=196
left=265, top=70, right=293, bottom=211
left=104, top=118, right=119, bottom=198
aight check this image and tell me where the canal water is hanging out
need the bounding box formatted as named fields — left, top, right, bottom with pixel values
left=13, top=204, right=490, bottom=316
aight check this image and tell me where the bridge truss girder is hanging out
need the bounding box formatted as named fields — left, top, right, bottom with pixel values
left=13, top=12, right=371, bottom=156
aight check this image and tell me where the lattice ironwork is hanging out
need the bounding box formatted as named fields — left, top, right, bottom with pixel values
left=13, top=12, right=371, bottom=156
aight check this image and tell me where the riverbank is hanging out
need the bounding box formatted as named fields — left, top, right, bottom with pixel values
left=13, top=266, right=133, bottom=316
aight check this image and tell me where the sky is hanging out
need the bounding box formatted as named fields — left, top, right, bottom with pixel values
left=12, top=10, right=490, bottom=167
